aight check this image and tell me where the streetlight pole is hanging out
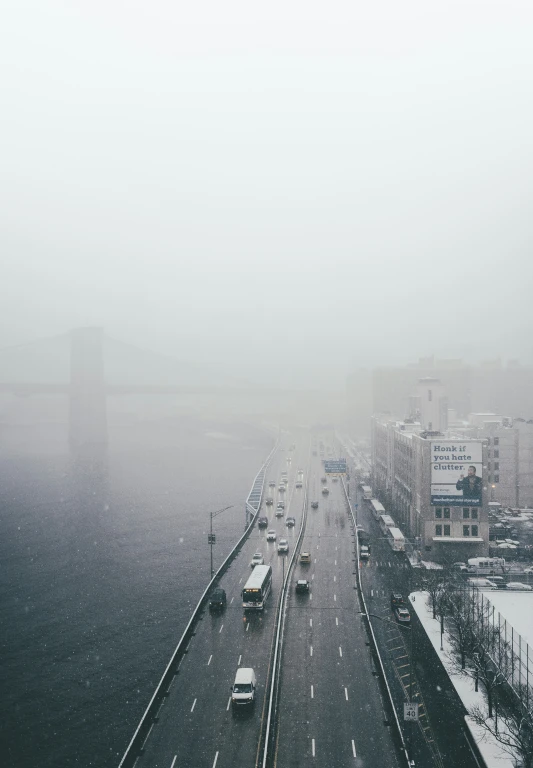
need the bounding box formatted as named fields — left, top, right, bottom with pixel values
left=208, top=505, right=234, bottom=579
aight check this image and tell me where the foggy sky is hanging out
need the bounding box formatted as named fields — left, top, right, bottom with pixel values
left=2, top=1, right=533, bottom=387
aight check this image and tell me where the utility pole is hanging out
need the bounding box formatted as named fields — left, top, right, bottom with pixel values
left=208, top=505, right=233, bottom=579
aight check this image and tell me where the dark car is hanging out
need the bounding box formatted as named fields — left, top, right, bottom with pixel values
left=209, top=588, right=227, bottom=611
left=258, top=517, right=268, bottom=528
left=391, top=592, right=404, bottom=610
left=295, top=579, right=310, bottom=593
left=310, top=501, right=319, bottom=509
left=286, top=516, right=296, bottom=527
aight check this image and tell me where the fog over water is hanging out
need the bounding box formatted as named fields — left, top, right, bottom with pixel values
left=2, top=1, right=533, bottom=388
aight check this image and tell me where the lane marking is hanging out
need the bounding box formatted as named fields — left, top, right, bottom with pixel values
left=226, top=697, right=231, bottom=711
left=310, top=646, right=313, bottom=656
left=314, top=558, right=317, bottom=563
left=212, top=751, right=219, bottom=768
left=334, top=594, right=337, bottom=602
left=219, top=624, right=224, bottom=633
left=191, top=698, right=197, bottom=712
left=333, top=576, right=336, bottom=582
left=336, top=617, right=339, bottom=626
left=310, top=618, right=312, bottom=627
left=334, top=560, right=337, bottom=566
left=339, top=647, right=343, bottom=657
left=171, top=757, right=177, bottom=768
left=312, top=574, right=315, bottom=580
left=230, top=597, right=234, bottom=604
left=239, top=578, right=243, bottom=584
left=311, top=685, right=314, bottom=698
left=345, top=687, right=349, bottom=701
left=352, top=740, right=357, bottom=757
left=207, top=655, right=212, bottom=666
left=246, top=623, right=250, bottom=632
left=238, top=654, right=242, bottom=665
left=310, top=593, right=312, bottom=601
left=312, top=739, right=316, bottom=757
left=316, top=545, right=319, bottom=550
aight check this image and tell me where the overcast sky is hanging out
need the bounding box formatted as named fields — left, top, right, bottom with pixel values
left=2, top=1, right=532, bottom=386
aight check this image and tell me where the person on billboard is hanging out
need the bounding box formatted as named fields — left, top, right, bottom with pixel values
left=456, top=465, right=482, bottom=501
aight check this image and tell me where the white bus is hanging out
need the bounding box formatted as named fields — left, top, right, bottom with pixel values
left=370, top=499, right=386, bottom=520
left=467, top=558, right=508, bottom=575
left=378, top=514, right=396, bottom=535
left=242, top=565, right=273, bottom=611
left=386, top=527, right=405, bottom=552
left=360, top=484, right=373, bottom=500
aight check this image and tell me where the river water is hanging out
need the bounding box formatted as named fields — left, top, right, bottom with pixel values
left=0, top=416, right=274, bottom=767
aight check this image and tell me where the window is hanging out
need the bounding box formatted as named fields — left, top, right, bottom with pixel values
left=487, top=461, right=491, bottom=471
left=472, top=525, right=479, bottom=537
left=443, top=507, right=450, bottom=519
left=494, top=462, right=499, bottom=471
left=463, top=508, right=470, bottom=518
left=463, top=525, right=470, bottom=537
left=494, top=437, right=499, bottom=446
left=494, top=474, right=499, bottom=483
left=428, top=389, right=432, bottom=402
left=444, top=525, right=451, bottom=536
left=435, top=508, right=442, bottom=519
left=494, top=450, right=499, bottom=458
left=471, top=509, right=478, bottom=519
left=435, top=525, right=442, bottom=536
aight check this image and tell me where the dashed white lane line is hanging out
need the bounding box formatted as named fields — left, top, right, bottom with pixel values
left=334, top=594, right=337, bottom=602
left=239, top=577, right=243, bottom=584
left=219, top=624, right=224, bottom=633
left=171, top=756, right=177, bottom=768
left=345, top=687, right=349, bottom=701
left=312, top=739, right=316, bottom=757
left=310, top=618, right=312, bottom=627
left=339, top=647, right=343, bottom=657
left=334, top=560, right=337, bottom=566
left=230, top=597, right=234, bottom=604
left=316, top=544, right=319, bottom=550
left=352, top=740, right=357, bottom=757
left=310, top=593, right=312, bottom=601
left=336, top=617, right=339, bottom=626
left=311, top=685, right=314, bottom=698
left=246, top=623, right=250, bottom=632
left=314, top=558, right=317, bottom=563
left=333, top=575, right=336, bottom=582
left=191, top=698, right=197, bottom=712
left=238, top=654, right=242, bottom=665
left=226, top=697, right=231, bottom=711
left=312, top=574, right=315, bottom=580
left=212, top=751, right=219, bottom=768
left=207, top=655, right=212, bottom=666
left=310, top=646, right=313, bottom=656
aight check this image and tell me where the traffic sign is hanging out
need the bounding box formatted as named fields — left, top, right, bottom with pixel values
left=324, top=460, right=347, bottom=475
left=208, top=534, right=216, bottom=544
left=403, top=702, right=419, bottom=722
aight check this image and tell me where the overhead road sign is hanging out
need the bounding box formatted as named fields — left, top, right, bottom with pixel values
left=324, top=460, right=347, bottom=475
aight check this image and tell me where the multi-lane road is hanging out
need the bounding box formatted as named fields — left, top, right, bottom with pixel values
left=134, top=434, right=403, bottom=768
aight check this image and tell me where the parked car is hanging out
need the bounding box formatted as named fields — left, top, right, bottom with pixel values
left=258, top=517, right=268, bottom=528
left=295, top=579, right=310, bottom=593
left=360, top=545, right=370, bottom=560
left=299, top=552, right=311, bottom=564
left=452, top=562, right=468, bottom=572
left=250, top=552, right=264, bottom=567
left=209, top=588, right=227, bottom=611
left=286, top=516, right=296, bottom=527
left=277, top=539, right=289, bottom=553
left=394, top=607, right=411, bottom=623
left=506, top=582, right=533, bottom=591
left=523, top=567, right=533, bottom=574
left=391, top=593, right=404, bottom=609
left=266, top=529, right=277, bottom=542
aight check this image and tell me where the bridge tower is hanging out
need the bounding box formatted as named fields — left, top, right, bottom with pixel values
left=69, top=327, right=108, bottom=453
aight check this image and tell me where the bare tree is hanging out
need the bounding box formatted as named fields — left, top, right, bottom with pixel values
left=445, top=589, right=477, bottom=670
left=421, top=568, right=446, bottom=619
left=470, top=698, right=533, bottom=768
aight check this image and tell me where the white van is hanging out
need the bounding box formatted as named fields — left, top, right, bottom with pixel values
left=231, top=668, right=256, bottom=707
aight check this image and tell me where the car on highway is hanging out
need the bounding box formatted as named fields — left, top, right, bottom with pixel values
left=275, top=506, right=285, bottom=517
left=265, top=497, right=273, bottom=506
left=391, top=593, right=404, bottom=609
left=321, top=477, right=327, bottom=484
left=286, top=516, right=296, bottom=527
left=268, top=480, right=276, bottom=487
left=394, top=607, right=411, bottom=624
left=299, top=552, right=311, bottom=564
left=250, top=552, right=264, bottom=567
left=506, top=582, right=533, bottom=591
left=321, top=487, right=329, bottom=495
left=266, top=529, right=277, bottom=542
left=258, top=517, right=268, bottom=528
left=231, top=668, right=256, bottom=708
left=277, top=539, right=289, bottom=553
left=209, top=588, right=227, bottom=611
left=278, top=485, right=285, bottom=493
left=295, top=579, right=310, bottom=593
left=332, top=476, right=338, bottom=482
left=310, top=501, right=319, bottom=509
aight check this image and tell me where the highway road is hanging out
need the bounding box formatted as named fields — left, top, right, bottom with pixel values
left=134, top=433, right=404, bottom=768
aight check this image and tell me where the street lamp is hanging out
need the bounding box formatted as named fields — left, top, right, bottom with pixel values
left=208, top=505, right=234, bottom=578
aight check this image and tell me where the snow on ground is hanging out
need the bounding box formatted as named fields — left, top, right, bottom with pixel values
left=410, top=591, right=515, bottom=768
left=480, top=590, right=533, bottom=646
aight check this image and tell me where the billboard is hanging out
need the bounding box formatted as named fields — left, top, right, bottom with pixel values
left=430, top=441, right=483, bottom=507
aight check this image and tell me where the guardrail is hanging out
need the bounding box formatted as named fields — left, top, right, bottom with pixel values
left=117, top=439, right=279, bottom=768
left=341, top=476, right=412, bottom=768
